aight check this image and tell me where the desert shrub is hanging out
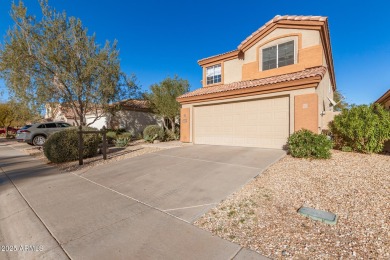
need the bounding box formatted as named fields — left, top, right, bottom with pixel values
left=114, top=136, right=131, bottom=147
left=143, top=125, right=164, bottom=142
left=106, top=131, right=117, bottom=144
left=43, top=127, right=100, bottom=163
left=165, top=129, right=178, bottom=141
left=114, top=132, right=132, bottom=147
left=341, top=146, right=353, bottom=152
left=119, top=132, right=133, bottom=139
left=329, top=104, right=390, bottom=153
left=288, top=129, right=333, bottom=159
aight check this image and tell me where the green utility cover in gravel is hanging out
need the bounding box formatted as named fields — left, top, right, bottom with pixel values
left=298, top=207, right=337, bottom=225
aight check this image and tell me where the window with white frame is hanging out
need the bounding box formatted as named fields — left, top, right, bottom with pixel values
left=262, top=40, right=295, bottom=71
left=206, top=64, right=221, bottom=85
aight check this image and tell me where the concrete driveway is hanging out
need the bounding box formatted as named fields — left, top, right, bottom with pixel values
left=82, top=145, right=286, bottom=223
left=0, top=142, right=284, bottom=259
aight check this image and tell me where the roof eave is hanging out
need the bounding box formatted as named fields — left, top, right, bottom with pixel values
left=177, top=76, right=322, bottom=104
left=198, top=50, right=240, bottom=66
left=375, top=89, right=390, bottom=104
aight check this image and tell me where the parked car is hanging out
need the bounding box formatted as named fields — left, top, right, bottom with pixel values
left=17, top=122, right=72, bottom=146
left=16, top=125, right=32, bottom=142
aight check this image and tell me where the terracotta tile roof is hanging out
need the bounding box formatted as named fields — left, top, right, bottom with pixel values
left=116, top=99, right=150, bottom=110
left=199, top=15, right=328, bottom=63
left=238, top=15, right=328, bottom=49
left=178, top=66, right=327, bottom=99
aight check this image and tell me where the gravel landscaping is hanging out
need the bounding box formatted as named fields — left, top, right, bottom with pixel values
left=195, top=150, right=390, bottom=259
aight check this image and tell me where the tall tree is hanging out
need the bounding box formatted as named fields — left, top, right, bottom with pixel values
left=333, top=90, right=348, bottom=111
left=0, top=0, right=138, bottom=126
left=0, top=103, right=14, bottom=131
left=145, top=76, right=189, bottom=133
left=0, top=101, right=38, bottom=135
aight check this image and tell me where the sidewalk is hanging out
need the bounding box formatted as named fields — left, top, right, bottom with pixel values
left=0, top=143, right=267, bottom=259
left=0, top=144, right=69, bottom=259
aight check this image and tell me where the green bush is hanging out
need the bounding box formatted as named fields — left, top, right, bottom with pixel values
left=43, top=127, right=100, bottom=163
left=165, top=129, right=178, bottom=141
left=135, top=132, right=143, bottom=140
left=114, top=132, right=132, bottom=147
left=329, top=104, right=390, bottom=153
left=106, top=131, right=117, bottom=144
left=341, top=146, right=353, bottom=152
left=143, top=125, right=164, bottom=142
left=105, top=128, right=127, bottom=135
left=114, top=136, right=131, bottom=147
left=288, top=129, right=333, bottom=159
left=118, top=132, right=133, bottom=139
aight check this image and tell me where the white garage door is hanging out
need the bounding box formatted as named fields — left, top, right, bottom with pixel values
left=193, top=96, right=289, bottom=149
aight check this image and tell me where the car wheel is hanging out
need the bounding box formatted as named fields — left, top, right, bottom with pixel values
left=32, top=135, right=46, bottom=146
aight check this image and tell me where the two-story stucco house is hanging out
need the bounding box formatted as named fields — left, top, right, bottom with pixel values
left=177, top=15, right=337, bottom=149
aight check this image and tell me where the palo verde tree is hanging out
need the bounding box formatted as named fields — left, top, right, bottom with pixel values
left=144, top=76, right=189, bottom=134
left=0, top=0, right=138, bottom=126
left=333, top=90, right=349, bottom=111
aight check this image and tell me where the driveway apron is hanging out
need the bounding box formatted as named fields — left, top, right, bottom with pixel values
left=0, top=143, right=281, bottom=259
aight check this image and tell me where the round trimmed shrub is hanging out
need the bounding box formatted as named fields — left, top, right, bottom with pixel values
left=43, top=127, right=100, bottom=163
left=143, top=125, right=164, bottom=142
left=329, top=104, right=390, bottom=153
left=288, top=129, right=333, bottom=159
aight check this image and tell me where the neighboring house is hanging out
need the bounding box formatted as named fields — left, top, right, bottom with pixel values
left=177, top=15, right=337, bottom=149
left=46, top=100, right=162, bottom=136
left=375, top=89, right=390, bottom=110
left=87, top=99, right=162, bottom=136
left=44, top=103, right=78, bottom=125
left=375, top=89, right=390, bottom=152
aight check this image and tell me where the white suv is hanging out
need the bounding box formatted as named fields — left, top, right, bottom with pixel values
left=17, top=122, right=72, bottom=146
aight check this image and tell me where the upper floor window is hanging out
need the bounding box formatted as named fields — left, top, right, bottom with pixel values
left=206, top=64, right=221, bottom=85
left=262, top=40, right=294, bottom=71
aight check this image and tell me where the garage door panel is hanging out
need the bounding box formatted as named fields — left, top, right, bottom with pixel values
left=194, top=97, right=289, bottom=149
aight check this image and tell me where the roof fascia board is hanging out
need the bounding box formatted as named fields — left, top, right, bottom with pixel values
left=177, top=76, right=321, bottom=104
left=198, top=50, right=240, bottom=66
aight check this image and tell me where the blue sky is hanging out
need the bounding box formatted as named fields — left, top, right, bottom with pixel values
left=1, top=0, right=389, bottom=104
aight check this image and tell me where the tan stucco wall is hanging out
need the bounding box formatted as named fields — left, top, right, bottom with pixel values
left=109, top=111, right=162, bottom=135
left=218, top=28, right=322, bottom=83
left=180, top=108, right=190, bottom=142
left=245, top=28, right=320, bottom=63
left=316, top=71, right=334, bottom=132
left=182, top=87, right=316, bottom=143
left=224, top=58, right=243, bottom=84
left=294, top=93, right=319, bottom=133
